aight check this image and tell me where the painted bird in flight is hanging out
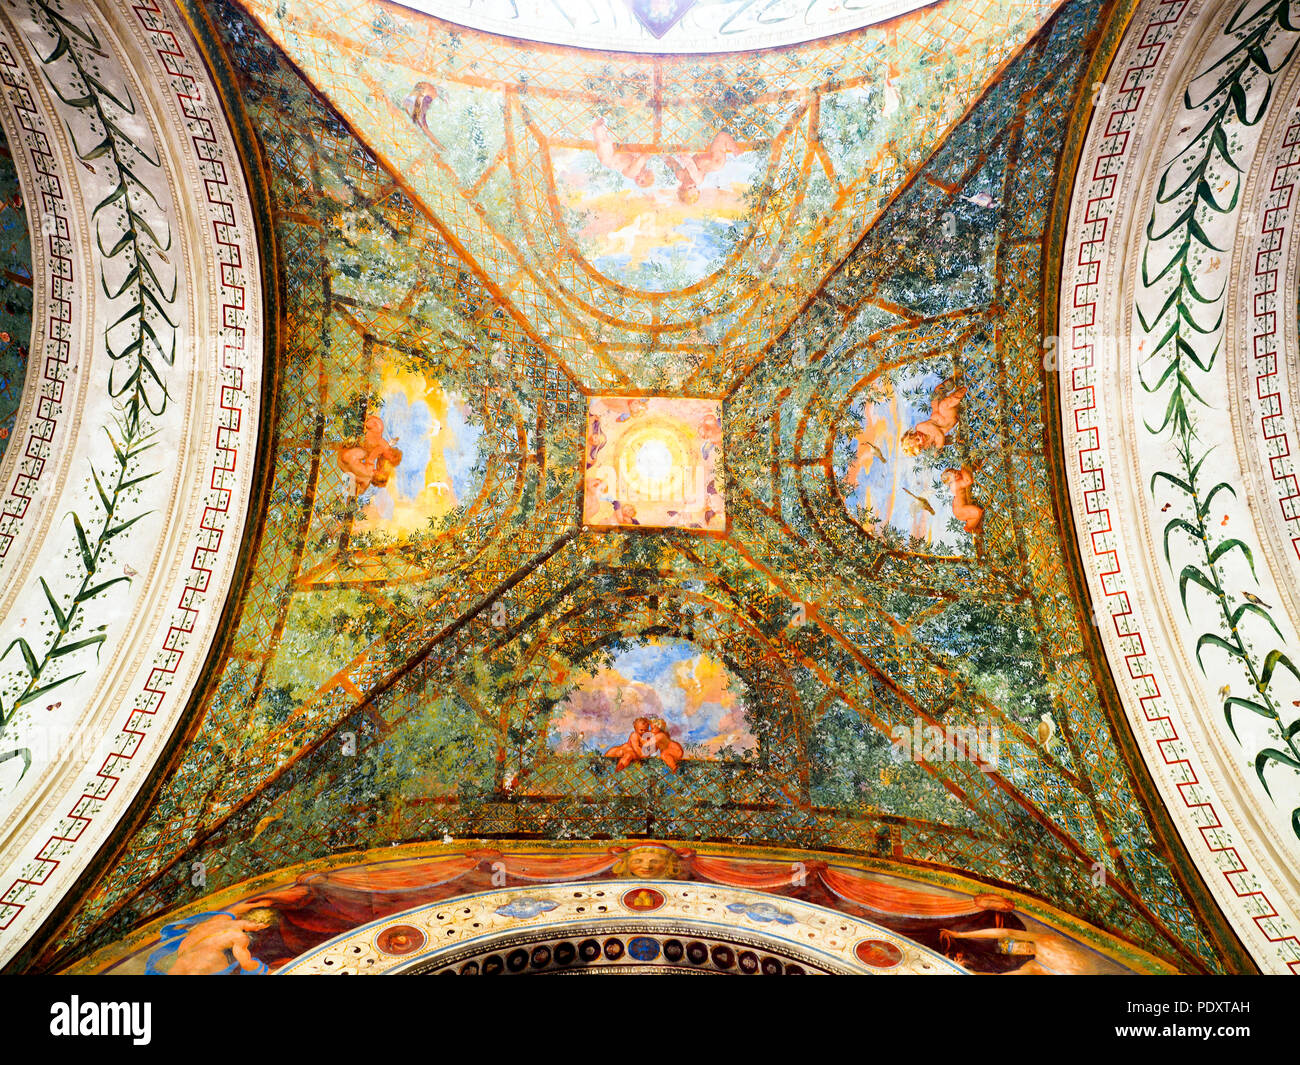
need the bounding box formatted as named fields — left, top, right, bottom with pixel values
left=901, top=486, right=935, bottom=515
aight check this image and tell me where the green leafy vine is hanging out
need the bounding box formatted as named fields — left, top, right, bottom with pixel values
left=1139, top=0, right=1300, bottom=839
left=0, top=0, right=175, bottom=785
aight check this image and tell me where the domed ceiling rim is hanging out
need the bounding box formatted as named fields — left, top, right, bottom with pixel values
left=390, top=0, right=938, bottom=55
left=12, top=0, right=1268, bottom=972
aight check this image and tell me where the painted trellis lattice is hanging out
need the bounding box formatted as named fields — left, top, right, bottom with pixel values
left=29, top=0, right=1240, bottom=980
left=0, top=0, right=1289, bottom=979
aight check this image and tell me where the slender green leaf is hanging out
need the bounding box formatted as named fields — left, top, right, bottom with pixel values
left=50, top=634, right=105, bottom=660
left=1223, top=695, right=1274, bottom=741
left=1195, top=631, right=1245, bottom=670
left=3, top=638, right=39, bottom=677
left=1207, top=537, right=1257, bottom=578
left=0, top=747, right=31, bottom=781
left=40, top=577, right=68, bottom=631
left=1178, top=564, right=1221, bottom=615
left=71, top=514, right=93, bottom=571
left=1163, top=517, right=1202, bottom=563
left=1254, top=747, right=1300, bottom=798
left=103, top=510, right=149, bottom=541
left=77, top=575, right=130, bottom=602
left=1260, top=649, right=1300, bottom=691
left=14, top=671, right=85, bottom=709
left=1227, top=599, right=1284, bottom=639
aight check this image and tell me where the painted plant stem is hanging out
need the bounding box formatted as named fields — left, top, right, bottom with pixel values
left=0, top=0, right=176, bottom=786
left=1140, top=0, right=1300, bottom=836
left=0, top=421, right=154, bottom=726
left=1162, top=433, right=1300, bottom=798
left=33, top=0, right=176, bottom=437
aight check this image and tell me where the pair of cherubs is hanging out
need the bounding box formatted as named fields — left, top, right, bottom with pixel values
left=606, top=716, right=684, bottom=773
left=592, top=117, right=740, bottom=204
left=899, top=380, right=984, bottom=534
left=337, top=415, right=402, bottom=496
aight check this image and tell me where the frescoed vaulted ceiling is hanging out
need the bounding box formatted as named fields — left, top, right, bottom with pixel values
left=0, top=0, right=1297, bottom=977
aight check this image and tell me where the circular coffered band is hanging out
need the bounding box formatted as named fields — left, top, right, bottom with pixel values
left=1057, top=0, right=1300, bottom=971
left=277, top=881, right=966, bottom=975
left=0, top=0, right=263, bottom=965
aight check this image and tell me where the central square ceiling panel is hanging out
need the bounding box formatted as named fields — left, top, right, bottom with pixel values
left=583, top=396, right=724, bottom=532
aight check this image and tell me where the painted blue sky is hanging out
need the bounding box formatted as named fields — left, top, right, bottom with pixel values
left=549, top=638, right=756, bottom=756
left=839, top=366, right=969, bottom=553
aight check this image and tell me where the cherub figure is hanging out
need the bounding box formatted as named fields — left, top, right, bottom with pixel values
left=664, top=131, right=740, bottom=204
left=606, top=716, right=650, bottom=771
left=337, top=414, right=403, bottom=495
left=591, top=117, right=654, bottom=187
left=647, top=717, right=684, bottom=772
left=149, top=884, right=312, bottom=975
left=698, top=412, right=723, bottom=460
left=603, top=397, right=648, bottom=422
left=588, top=414, right=608, bottom=464
left=640, top=728, right=660, bottom=757
left=337, top=445, right=376, bottom=493
left=166, top=907, right=278, bottom=975
left=900, top=380, right=967, bottom=456
left=941, top=466, right=984, bottom=533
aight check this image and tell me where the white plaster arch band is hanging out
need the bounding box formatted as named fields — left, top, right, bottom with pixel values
left=0, top=0, right=263, bottom=966
left=1058, top=0, right=1300, bottom=972
left=1230, top=55, right=1300, bottom=624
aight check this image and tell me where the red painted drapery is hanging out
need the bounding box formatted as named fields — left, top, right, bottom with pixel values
left=821, top=866, right=1013, bottom=919
left=685, top=854, right=816, bottom=890
left=466, top=849, right=621, bottom=881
